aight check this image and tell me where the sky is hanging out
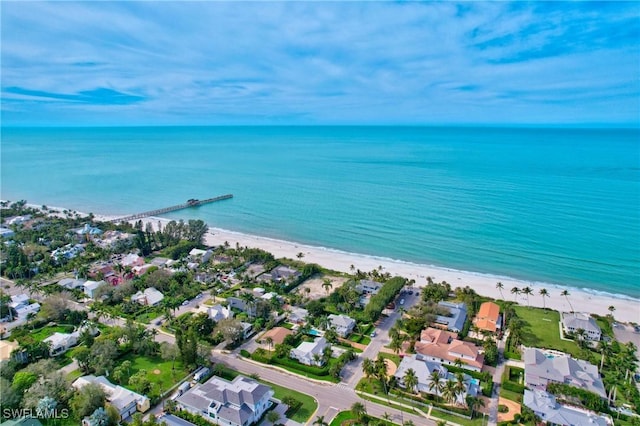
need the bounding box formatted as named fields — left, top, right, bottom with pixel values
left=1, top=1, right=639, bottom=126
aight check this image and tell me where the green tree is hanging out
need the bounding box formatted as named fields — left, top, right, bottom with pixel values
left=322, top=278, right=333, bottom=295
left=428, top=370, right=444, bottom=399
left=266, top=410, right=280, bottom=424
left=539, top=288, right=549, bottom=309
left=128, top=370, right=152, bottom=394
left=313, top=415, right=328, bottom=426
left=89, top=339, right=118, bottom=376
left=404, top=368, right=418, bottom=394
left=561, top=289, right=574, bottom=312
left=70, top=382, right=106, bottom=419
left=510, top=286, right=520, bottom=303
left=351, top=402, right=367, bottom=422
left=71, top=346, right=92, bottom=373
left=522, top=286, right=533, bottom=306
left=496, top=282, right=505, bottom=300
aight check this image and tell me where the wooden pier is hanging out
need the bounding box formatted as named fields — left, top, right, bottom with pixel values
left=112, top=194, right=233, bottom=222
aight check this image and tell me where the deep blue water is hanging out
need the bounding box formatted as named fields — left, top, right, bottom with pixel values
left=1, top=126, right=639, bottom=297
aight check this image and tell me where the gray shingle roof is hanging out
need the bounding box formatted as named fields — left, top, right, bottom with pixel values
left=524, top=389, right=610, bottom=426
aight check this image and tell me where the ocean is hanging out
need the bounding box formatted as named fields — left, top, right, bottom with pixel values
left=1, top=126, right=639, bottom=298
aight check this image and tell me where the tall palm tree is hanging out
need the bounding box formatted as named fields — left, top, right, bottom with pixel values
left=351, top=402, right=367, bottom=422
left=521, top=287, right=533, bottom=306
left=454, top=372, right=466, bottom=405
left=362, top=357, right=375, bottom=382
left=442, top=380, right=457, bottom=405
left=496, top=282, right=505, bottom=300
left=390, top=335, right=404, bottom=355
left=265, top=336, right=273, bottom=352
left=510, top=286, right=520, bottom=303
left=404, top=368, right=418, bottom=394
left=428, top=370, right=444, bottom=399
left=539, top=288, right=549, bottom=309
left=561, top=290, right=574, bottom=312
left=608, top=305, right=616, bottom=319
left=322, top=278, right=333, bottom=295
left=240, top=292, right=256, bottom=318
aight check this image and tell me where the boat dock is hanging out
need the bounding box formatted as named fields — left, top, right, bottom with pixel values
left=112, top=194, right=233, bottom=222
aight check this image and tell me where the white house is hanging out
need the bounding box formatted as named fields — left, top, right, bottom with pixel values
left=328, top=314, right=356, bottom=337
left=58, top=278, right=86, bottom=290
left=524, top=389, right=612, bottom=426
left=176, top=375, right=273, bottom=426
left=356, top=279, right=383, bottom=295
left=83, top=280, right=106, bottom=298
left=131, top=287, right=165, bottom=306
left=288, top=307, right=309, bottom=324
left=207, top=304, right=234, bottom=322
left=44, top=332, right=80, bottom=356
left=290, top=337, right=330, bottom=366
left=73, top=375, right=150, bottom=420
left=561, top=312, right=601, bottom=341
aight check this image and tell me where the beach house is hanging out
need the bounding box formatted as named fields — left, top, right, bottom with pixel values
left=394, top=354, right=479, bottom=404
left=356, top=279, right=383, bottom=295
left=524, top=348, right=606, bottom=398
left=73, top=375, right=150, bottom=420
left=290, top=337, right=330, bottom=366
left=473, top=301, right=502, bottom=333
left=524, top=389, right=612, bottom=426
left=414, top=327, right=484, bottom=372
left=328, top=314, right=356, bottom=337
left=434, top=301, right=467, bottom=333
left=175, top=375, right=273, bottom=426
left=561, top=312, right=601, bottom=341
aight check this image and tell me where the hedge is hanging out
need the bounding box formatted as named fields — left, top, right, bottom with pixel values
left=502, top=380, right=526, bottom=394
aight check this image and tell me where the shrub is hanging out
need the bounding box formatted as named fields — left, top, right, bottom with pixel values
left=240, top=349, right=250, bottom=358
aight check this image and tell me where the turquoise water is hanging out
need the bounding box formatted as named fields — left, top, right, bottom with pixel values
left=1, top=126, right=639, bottom=298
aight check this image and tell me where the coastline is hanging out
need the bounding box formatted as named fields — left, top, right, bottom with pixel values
left=16, top=203, right=640, bottom=324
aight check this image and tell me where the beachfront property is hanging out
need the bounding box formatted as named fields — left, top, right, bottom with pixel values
left=83, top=280, right=106, bottom=298
left=131, top=287, right=165, bottom=306
left=189, top=248, right=213, bottom=264
left=414, top=327, right=484, bottom=372
left=394, top=354, right=479, bottom=404
left=207, top=304, right=234, bottom=322
left=93, top=230, right=133, bottom=249
left=6, top=215, right=32, bottom=226
left=258, top=265, right=301, bottom=283
left=524, top=389, right=612, bottom=426
left=73, top=375, right=150, bottom=420
left=561, top=312, right=601, bottom=341
left=356, top=279, right=383, bottom=295
left=327, top=314, right=356, bottom=337
left=290, top=337, right=330, bottom=366
left=175, top=375, right=273, bottom=426
left=473, top=301, right=502, bottom=333
left=524, top=348, right=606, bottom=398
left=287, top=306, right=309, bottom=324
left=435, top=301, right=467, bottom=333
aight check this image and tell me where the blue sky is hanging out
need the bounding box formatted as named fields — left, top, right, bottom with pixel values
left=2, top=1, right=639, bottom=126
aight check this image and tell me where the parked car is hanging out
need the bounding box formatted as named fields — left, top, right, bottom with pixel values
left=370, top=331, right=376, bottom=337
left=399, top=299, right=405, bottom=306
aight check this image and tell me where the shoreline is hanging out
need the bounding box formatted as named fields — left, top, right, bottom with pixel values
left=14, top=202, right=640, bottom=323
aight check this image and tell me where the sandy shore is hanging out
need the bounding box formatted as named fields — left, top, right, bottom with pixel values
left=201, top=225, right=639, bottom=324
left=15, top=203, right=640, bottom=324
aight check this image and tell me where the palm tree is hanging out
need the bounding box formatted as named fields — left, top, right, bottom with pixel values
left=453, top=358, right=464, bottom=369
left=382, top=412, right=392, bottom=423
left=240, top=292, right=256, bottom=318
left=428, top=370, right=444, bottom=399
left=466, top=395, right=485, bottom=419
left=351, top=402, right=367, bottom=422
left=522, top=286, right=533, bottom=306
left=322, top=278, right=333, bottom=295
left=561, top=289, right=574, bottom=312
left=390, top=336, right=404, bottom=355
left=539, top=288, right=549, bottom=309
left=510, top=286, right=520, bottom=302
left=404, top=368, right=418, bottom=394
left=454, top=372, right=466, bottom=405
left=265, top=336, right=273, bottom=352
left=442, top=380, right=457, bottom=405
left=496, top=282, right=505, bottom=300
left=608, top=305, right=616, bottom=319
left=313, top=415, right=328, bottom=426
left=362, top=357, right=375, bottom=382
left=296, top=252, right=304, bottom=259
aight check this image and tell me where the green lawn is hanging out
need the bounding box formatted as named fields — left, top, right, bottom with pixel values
left=499, top=388, right=524, bottom=403
left=29, top=324, right=75, bottom=342
left=135, top=309, right=160, bottom=324
left=116, top=353, right=189, bottom=396
left=330, top=411, right=394, bottom=426
left=514, top=306, right=583, bottom=357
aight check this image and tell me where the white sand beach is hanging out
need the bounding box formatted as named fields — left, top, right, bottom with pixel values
left=201, top=225, right=639, bottom=324
left=18, top=204, right=640, bottom=324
